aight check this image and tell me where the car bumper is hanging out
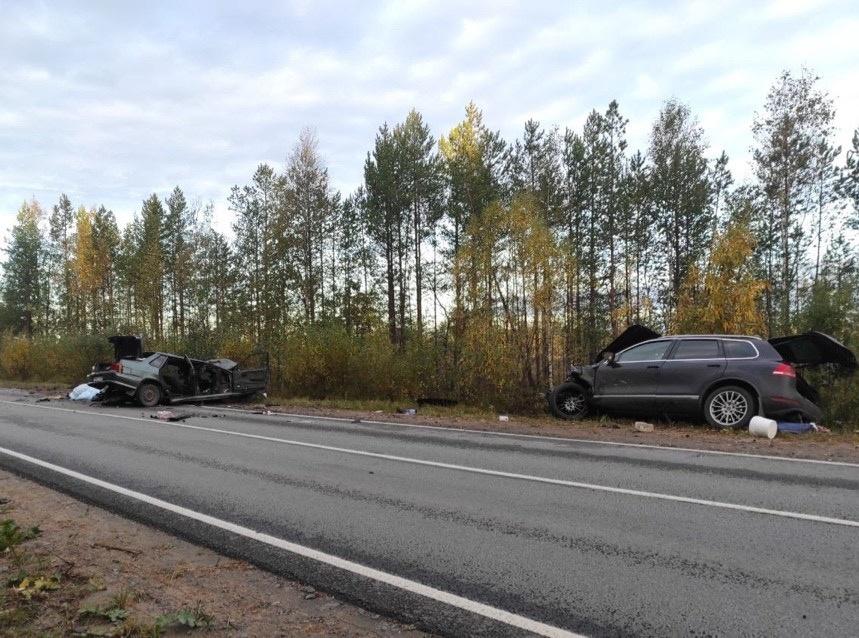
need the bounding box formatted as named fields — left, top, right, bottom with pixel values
left=86, top=371, right=140, bottom=393
left=761, top=394, right=823, bottom=422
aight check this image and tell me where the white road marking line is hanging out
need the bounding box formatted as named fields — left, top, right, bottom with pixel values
left=195, top=404, right=859, bottom=468
left=2, top=400, right=858, bottom=528
left=0, top=445, right=582, bottom=638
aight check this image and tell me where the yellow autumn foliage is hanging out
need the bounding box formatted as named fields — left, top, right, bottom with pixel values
left=673, top=221, right=766, bottom=336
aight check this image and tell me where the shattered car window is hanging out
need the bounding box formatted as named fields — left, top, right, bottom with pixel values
left=150, top=355, right=168, bottom=368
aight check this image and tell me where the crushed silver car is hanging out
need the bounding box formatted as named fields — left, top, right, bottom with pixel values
left=87, top=335, right=268, bottom=407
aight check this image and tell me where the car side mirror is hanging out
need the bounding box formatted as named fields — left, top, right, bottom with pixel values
left=605, top=352, right=617, bottom=366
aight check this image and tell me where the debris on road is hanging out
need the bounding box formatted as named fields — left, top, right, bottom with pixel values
left=152, top=410, right=192, bottom=422
left=498, top=414, right=510, bottom=422
left=634, top=421, right=654, bottom=433
left=397, top=407, right=417, bottom=415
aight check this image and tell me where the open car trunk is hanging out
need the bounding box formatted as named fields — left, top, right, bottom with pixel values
left=769, top=331, right=856, bottom=406
left=108, top=335, right=143, bottom=360
left=768, top=331, right=857, bottom=370
left=593, top=324, right=661, bottom=364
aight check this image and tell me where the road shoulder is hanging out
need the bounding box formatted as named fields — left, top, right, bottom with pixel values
left=0, top=468, right=428, bottom=637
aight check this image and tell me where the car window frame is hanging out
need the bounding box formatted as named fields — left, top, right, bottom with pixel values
left=614, top=339, right=674, bottom=364
left=666, top=338, right=723, bottom=361
left=720, top=338, right=760, bottom=360
left=149, top=354, right=168, bottom=368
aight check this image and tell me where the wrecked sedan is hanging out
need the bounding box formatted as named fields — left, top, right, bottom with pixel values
left=87, top=336, right=268, bottom=407
left=548, top=326, right=856, bottom=428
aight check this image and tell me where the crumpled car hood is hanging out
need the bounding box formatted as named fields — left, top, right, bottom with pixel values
left=593, top=324, right=661, bottom=364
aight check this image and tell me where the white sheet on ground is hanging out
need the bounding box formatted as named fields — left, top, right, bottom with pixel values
left=68, top=383, right=102, bottom=401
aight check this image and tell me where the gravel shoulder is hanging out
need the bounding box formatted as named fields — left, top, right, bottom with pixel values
left=0, top=468, right=429, bottom=637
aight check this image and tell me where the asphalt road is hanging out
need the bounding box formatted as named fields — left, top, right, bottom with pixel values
left=0, top=389, right=857, bottom=637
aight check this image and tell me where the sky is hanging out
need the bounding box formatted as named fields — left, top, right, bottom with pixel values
left=1, top=0, right=858, bottom=241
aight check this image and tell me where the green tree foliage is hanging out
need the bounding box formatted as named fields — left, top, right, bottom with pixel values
left=752, top=69, right=836, bottom=334
left=2, top=201, right=46, bottom=336
left=649, top=99, right=712, bottom=318
left=4, top=69, right=859, bottom=423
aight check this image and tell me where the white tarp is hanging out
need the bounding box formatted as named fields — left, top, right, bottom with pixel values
left=68, top=383, right=102, bottom=401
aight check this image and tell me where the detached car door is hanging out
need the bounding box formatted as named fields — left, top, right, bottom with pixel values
left=657, top=338, right=726, bottom=414
left=593, top=339, right=673, bottom=411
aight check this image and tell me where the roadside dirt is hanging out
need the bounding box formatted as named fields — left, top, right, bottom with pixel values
left=0, top=469, right=429, bottom=637
left=249, top=402, right=859, bottom=464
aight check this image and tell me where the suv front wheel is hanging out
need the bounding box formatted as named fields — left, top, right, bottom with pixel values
left=704, top=385, right=755, bottom=429
left=549, top=382, right=590, bottom=420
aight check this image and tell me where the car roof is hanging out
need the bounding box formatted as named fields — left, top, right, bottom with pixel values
left=655, top=334, right=764, bottom=341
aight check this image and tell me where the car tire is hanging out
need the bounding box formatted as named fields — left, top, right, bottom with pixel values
left=137, top=382, right=162, bottom=408
left=704, top=385, right=755, bottom=429
left=549, top=382, right=589, bottom=420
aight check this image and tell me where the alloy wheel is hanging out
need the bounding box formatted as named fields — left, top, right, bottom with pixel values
left=709, top=390, right=749, bottom=427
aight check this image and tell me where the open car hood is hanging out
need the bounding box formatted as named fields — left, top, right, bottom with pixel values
left=768, top=331, right=857, bottom=370
left=108, top=335, right=143, bottom=360
left=593, top=324, right=662, bottom=364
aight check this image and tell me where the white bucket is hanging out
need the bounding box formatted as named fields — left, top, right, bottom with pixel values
left=749, top=416, right=777, bottom=439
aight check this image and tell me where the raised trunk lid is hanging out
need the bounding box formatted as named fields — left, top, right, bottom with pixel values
left=108, top=335, right=143, bottom=361
left=768, top=331, right=857, bottom=370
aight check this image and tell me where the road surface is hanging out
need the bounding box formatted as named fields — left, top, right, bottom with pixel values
left=0, top=389, right=856, bottom=637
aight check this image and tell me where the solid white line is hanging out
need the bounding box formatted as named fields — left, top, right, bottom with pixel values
left=0, top=445, right=582, bottom=638
left=198, top=404, right=859, bottom=468
left=2, top=400, right=858, bottom=528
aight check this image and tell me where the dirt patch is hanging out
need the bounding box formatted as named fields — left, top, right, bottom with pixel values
left=248, top=402, right=859, bottom=464
left=0, top=469, right=430, bottom=637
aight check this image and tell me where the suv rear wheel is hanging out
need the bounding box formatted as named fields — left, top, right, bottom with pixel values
left=704, top=385, right=755, bottom=429
left=549, top=382, right=589, bottom=420
left=137, top=382, right=162, bottom=408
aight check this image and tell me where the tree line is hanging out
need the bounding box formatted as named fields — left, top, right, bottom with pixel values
left=3, top=68, right=859, bottom=412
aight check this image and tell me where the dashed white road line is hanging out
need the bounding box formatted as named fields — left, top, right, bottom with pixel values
left=196, top=404, right=859, bottom=468
left=0, top=445, right=582, bottom=638
left=2, top=400, right=858, bottom=528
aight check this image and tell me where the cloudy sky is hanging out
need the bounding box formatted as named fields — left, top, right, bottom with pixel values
left=1, top=0, right=857, bottom=239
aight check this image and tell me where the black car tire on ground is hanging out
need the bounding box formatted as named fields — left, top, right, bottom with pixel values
left=137, top=382, right=162, bottom=408
left=549, top=381, right=590, bottom=420
left=703, top=385, right=755, bottom=429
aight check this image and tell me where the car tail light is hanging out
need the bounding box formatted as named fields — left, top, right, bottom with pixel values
left=110, top=362, right=122, bottom=373
left=772, top=362, right=796, bottom=378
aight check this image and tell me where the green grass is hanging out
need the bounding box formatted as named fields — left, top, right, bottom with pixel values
left=0, top=379, right=70, bottom=392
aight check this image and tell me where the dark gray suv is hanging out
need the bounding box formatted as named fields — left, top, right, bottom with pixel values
left=548, top=326, right=856, bottom=428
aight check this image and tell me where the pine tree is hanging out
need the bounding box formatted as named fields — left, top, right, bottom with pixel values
left=2, top=201, right=46, bottom=336
left=394, top=109, right=444, bottom=337
left=649, top=99, right=712, bottom=320
left=752, top=69, right=835, bottom=333
left=48, top=194, right=75, bottom=331
left=839, top=129, right=859, bottom=229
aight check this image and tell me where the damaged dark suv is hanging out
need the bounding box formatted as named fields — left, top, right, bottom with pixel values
left=87, top=335, right=269, bottom=407
left=548, top=326, right=856, bottom=428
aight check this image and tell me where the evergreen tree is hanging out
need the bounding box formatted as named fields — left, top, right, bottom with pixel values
left=752, top=69, right=835, bottom=333
left=394, top=109, right=444, bottom=336
left=2, top=201, right=46, bottom=336
left=649, top=99, right=712, bottom=320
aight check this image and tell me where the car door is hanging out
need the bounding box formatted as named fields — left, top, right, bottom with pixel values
left=593, top=339, right=673, bottom=411
left=657, top=338, right=726, bottom=413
